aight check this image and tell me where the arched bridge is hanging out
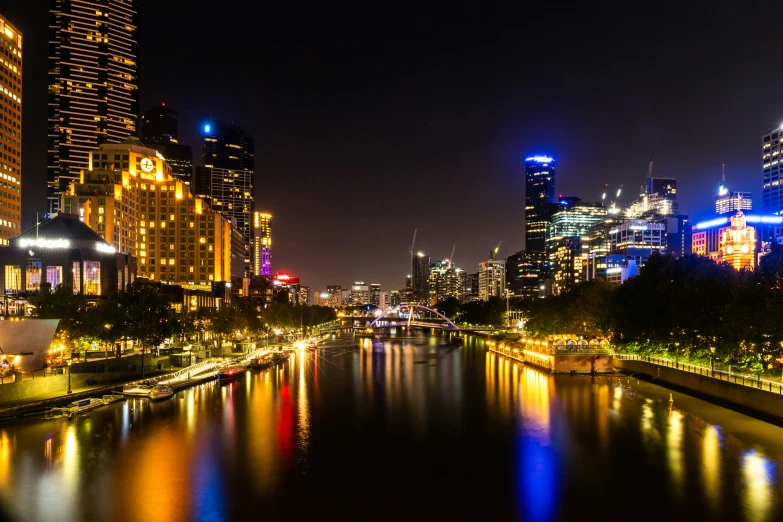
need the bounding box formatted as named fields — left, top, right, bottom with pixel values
left=368, top=305, right=459, bottom=330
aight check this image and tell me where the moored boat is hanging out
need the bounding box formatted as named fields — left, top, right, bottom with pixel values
left=148, top=385, right=174, bottom=400
left=217, top=365, right=247, bottom=382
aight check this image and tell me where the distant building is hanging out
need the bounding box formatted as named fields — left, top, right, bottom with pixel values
left=47, top=0, right=140, bottom=214
left=506, top=251, right=547, bottom=300
left=273, top=273, right=306, bottom=304
left=549, top=237, right=583, bottom=295
left=646, top=177, right=677, bottom=200
left=410, top=253, right=430, bottom=301
left=326, top=285, right=342, bottom=307
left=141, top=105, right=193, bottom=185
left=370, top=283, right=381, bottom=307
left=525, top=156, right=556, bottom=252
left=379, top=291, right=390, bottom=310
left=428, top=260, right=464, bottom=304
left=461, top=272, right=479, bottom=303
left=716, top=189, right=752, bottom=215
left=548, top=198, right=605, bottom=251
left=390, top=290, right=400, bottom=307
left=718, top=212, right=756, bottom=271
left=478, top=259, right=505, bottom=301
left=0, top=15, right=21, bottom=245
left=349, top=282, right=370, bottom=306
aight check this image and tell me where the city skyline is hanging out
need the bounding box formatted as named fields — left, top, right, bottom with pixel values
left=4, top=2, right=783, bottom=292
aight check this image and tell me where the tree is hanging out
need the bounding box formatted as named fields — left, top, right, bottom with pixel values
left=28, top=283, right=90, bottom=346
left=434, top=297, right=461, bottom=320
left=120, top=281, right=176, bottom=376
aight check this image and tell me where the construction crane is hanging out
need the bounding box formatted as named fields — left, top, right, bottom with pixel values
left=642, top=153, right=655, bottom=195
left=449, top=244, right=456, bottom=267
left=491, top=241, right=501, bottom=260
left=408, top=228, right=417, bottom=279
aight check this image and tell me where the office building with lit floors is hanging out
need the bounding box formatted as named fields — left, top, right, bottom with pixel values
left=525, top=156, right=556, bottom=252
left=762, top=125, right=783, bottom=214
left=0, top=15, right=22, bottom=245
left=478, top=259, right=505, bottom=301
left=506, top=251, right=547, bottom=300
left=202, top=123, right=255, bottom=275
left=59, top=138, right=242, bottom=286
left=47, top=0, right=140, bottom=214
left=253, top=212, right=272, bottom=276
left=0, top=213, right=136, bottom=314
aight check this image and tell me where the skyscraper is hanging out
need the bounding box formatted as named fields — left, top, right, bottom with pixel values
left=47, top=0, right=140, bottom=214
left=762, top=125, right=783, bottom=214
left=506, top=251, right=547, bottom=300
left=140, top=104, right=193, bottom=185
left=525, top=156, right=556, bottom=252
left=253, top=212, right=272, bottom=276
left=410, top=252, right=430, bottom=302
left=427, top=260, right=464, bottom=305
left=202, top=122, right=255, bottom=275
left=0, top=15, right=22, bottom=246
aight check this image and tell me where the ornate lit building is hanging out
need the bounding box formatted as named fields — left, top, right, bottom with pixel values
left=718, top=211, right=756, bottom=271
left=60, top=138, right=241, bottom=285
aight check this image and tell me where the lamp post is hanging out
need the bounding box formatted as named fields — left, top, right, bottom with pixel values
left=675, top=342, right=680, bottom=365
left=710, top=346, right=716, bottom=377
left=66, top=359, right=72, bottom=394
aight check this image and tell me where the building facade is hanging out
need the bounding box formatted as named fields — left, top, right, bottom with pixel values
left=0, top=214, right=135, bottom=314
left=325, top=285, right=342, bottom=307
left=0, top=15, right=21, bottom=246
left=716, top=189, right=752, bottom=215
left=525, top=156, right=556, bottom=252
left=48, top=0, right=140, bottom=214
left=478, top=259, right=505, bottom=301
left=60, top=138, right=238, bottom=285
left=140, top=104, right=193, bottom=185
left=349, top=282, right=370, bottom=306
left=427, top=260, right=464, bottom=305
left=253, top=211, right=272, bottom=276
left=550, top=237, right=583, bottom=295
left=762, top=126, right=783, bottom=214
left=202, top=123, right=255, bottom=275
left=718, top=211, right=756, bottom=271
left=410, top=253, right=430, bottom=301
left=506, top=250, right=547, bottom=300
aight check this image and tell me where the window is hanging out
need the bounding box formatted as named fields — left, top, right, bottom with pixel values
left=83, top=261, right=101, bottom=295
left=46, top=266, right=63, bottom=287
left=4, top=265, right=20, bottom=294
left=26, top=260, right=42, bottom=292
left=72, top=262, right=81, bottom=294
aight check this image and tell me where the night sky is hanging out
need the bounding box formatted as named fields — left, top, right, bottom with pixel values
left=3, top=1, right=783, bottom=292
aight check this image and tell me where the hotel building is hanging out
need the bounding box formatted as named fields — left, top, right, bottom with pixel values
left=0, top=15, right=22, bottom=245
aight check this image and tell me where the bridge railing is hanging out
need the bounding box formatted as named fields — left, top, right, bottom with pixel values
left=615, top=353, right=783, bottom=395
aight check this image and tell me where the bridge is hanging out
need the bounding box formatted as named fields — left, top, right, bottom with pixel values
left=367, top=305, right=459, bottom=330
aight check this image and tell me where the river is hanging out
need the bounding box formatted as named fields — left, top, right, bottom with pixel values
left=0, top=334, right=781, bottom=522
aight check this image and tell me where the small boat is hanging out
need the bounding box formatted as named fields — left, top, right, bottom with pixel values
left=217, top=365, right=247, bottom=382
left=148, top=385, right=174, bottom=401
left=45, top=395, right=126, bottom=419
left=122, top=379, right=159, bottom=397
left=248, top=357, right=274, bottom=370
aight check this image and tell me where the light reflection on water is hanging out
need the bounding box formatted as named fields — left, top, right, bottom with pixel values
left=0, top=334, right=781, bottom=521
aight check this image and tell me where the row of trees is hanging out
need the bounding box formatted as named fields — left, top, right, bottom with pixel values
left=30, top=281, right=337, bottom=359
left=434, top=296, right=508, bottom=326
left=524, top=248, right=783, bottom=374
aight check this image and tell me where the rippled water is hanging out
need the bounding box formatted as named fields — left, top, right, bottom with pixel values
left=0, top=334, right=781, bottom=521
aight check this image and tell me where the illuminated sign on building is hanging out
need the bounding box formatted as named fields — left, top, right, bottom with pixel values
left=525, top=156, right=554, bottom=163
left=18, top=239, right=70, bottom=249
left=95, top=243, right=116, bottom=253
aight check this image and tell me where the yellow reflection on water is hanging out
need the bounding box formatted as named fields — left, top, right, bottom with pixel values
left=612, top=384, right=622, bottom=412
left=0, top=431, right=9, bottom=487
left=702, top=425, right=721, bottom=510
left=742, top=450, right=774, bottom=522
left=298, top=351, right=310, bottom=452
left=518, top=367, right=551, bottom=438
left=62, top=424, right=78, bottom=490
left=666, top=410, right=684, bottom=493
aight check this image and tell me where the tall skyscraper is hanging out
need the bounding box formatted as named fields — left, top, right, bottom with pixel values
left=762, top=125, right=783, bottom=214
left=47, top=0, right=140, bottom=214
left=140, top=104, right=193, bottom=185
left=427, top=260, right=464, bottom=305
left=506, top=251, right=547, bottom=300
left=202, top=122, right=255, bottom=275
left=253, top=211, right=272, bottom=276
left=0, top=15, right=22, bottom=246
left=525, top=156, right=556, bottom=252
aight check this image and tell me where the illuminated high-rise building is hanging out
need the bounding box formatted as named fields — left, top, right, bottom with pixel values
left=0, top=15, right=22, bottom=245
left=47, top=0, right=140, bottom=214
left=478, top=259, right=505, bottom=301
left=253, top=211, right=272, bottom=276
left=410, top=252, right=430, bottom=302
left=427, top=260, right=464, bottom=305
left=202, top=122, right=255, bottom=275
left=506, top=251, right=547, bottom=300
left=762, top=125, right=783, bottom=214
left=141, top=104, right=193, bottom=185
left=525, top=156, right=556, bottom=252
left=60, top=138, right=240, bottom=285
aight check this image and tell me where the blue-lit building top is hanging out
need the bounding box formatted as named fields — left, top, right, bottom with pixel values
left=525, top=155, right=556, bottom=253
left=762, top=126, right=783, bottom=214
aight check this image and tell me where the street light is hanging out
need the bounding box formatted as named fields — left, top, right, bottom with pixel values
left=67, top=359, right=72, bottom=394
left=710, top=346, right=716, bottom=377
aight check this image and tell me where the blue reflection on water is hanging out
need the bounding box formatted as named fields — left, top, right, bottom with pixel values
left=517, top=435, right=558, bottom=522
left=193, top=445, right=226, bottom=521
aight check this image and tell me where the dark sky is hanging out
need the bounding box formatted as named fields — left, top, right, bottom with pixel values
left=3, top=1, right=783, bottom=292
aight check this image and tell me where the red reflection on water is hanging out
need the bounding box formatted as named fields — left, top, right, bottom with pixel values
left=277, top=384, right=294, bottom=463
